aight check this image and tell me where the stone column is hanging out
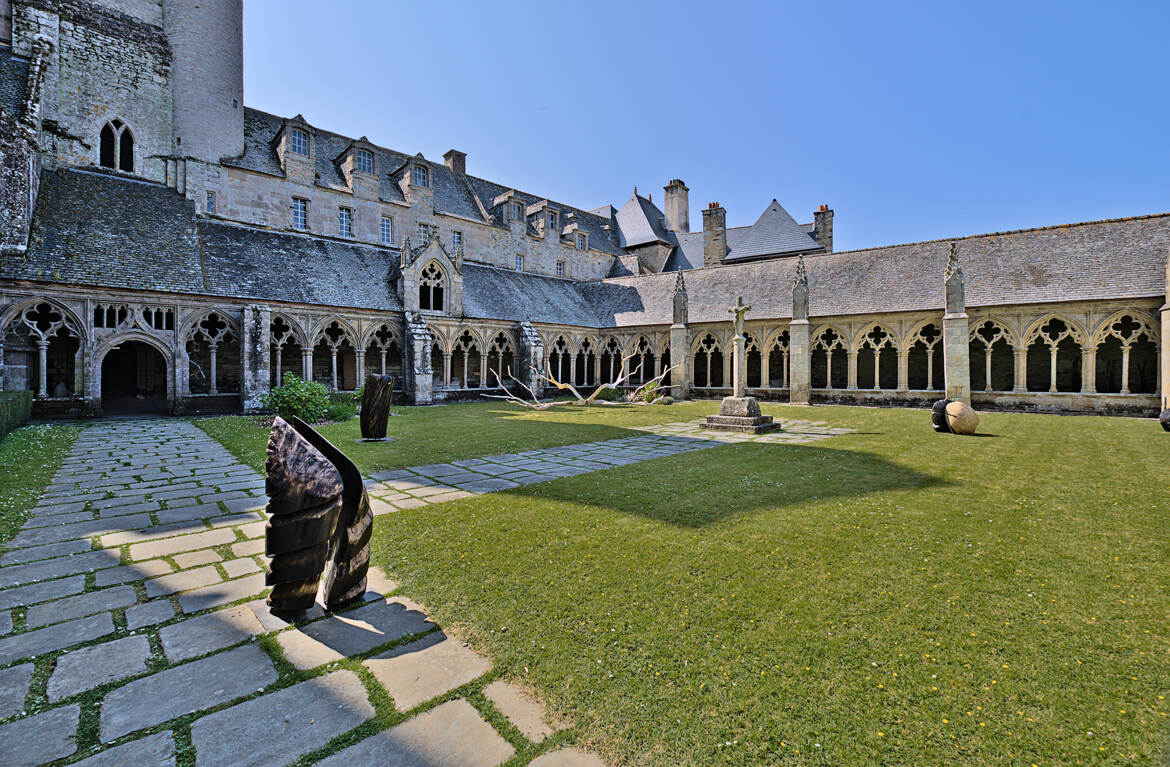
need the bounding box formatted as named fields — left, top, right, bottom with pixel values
left=301, top=348, right=312, bottom=381
left=1013, top=348, right=1027, bottom=392
left=788, top=321, right=810, bottom=404
left=240, top=305, right=270, bottom=412
left=330, top=349, right=339, bottom=391
left=926, top=348, right=935, bottom=391
left=732, top=334, right=746, bottom=398
left=208, top=345, right=218, bottom=396
left=897, top=350, right=909, bottom=391
left=355, top=349, right=365, bottom=388
left=1161, top=251, right=1170, bottom=411
left=942, top=243, right=971, bottom=402
left=516, top=322, right=545, bottom=398
left=670, top=323, right=690, bottom=400
left=1083, top=348, right=1098, bottom=394
left=846, top=350, right=858, bottom=390
left=36, top=339, right=48, bottom=397
left=404, top=312, right=433, bottom=405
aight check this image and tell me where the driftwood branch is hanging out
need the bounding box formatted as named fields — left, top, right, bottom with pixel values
left=482, top=351, right=679, bottom=410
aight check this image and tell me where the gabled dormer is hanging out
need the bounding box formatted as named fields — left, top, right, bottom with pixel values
left=395, top=231, right=463, bottom=316
left=336, top=136, right=378, bottom=197
left=398, top=153, right=434, bottom=209
left=272, top=114, right=315, bottom=184
left=562, top=221, right=589, bottom=252
left=526, top=201, right=561, bottom=242
left=492, top=190, right=527, bottom=234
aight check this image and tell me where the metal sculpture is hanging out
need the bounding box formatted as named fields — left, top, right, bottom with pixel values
left=360, top=373, right=395, bottom=440
left=1160, top=408, right=1170, bottom=432
left=265, top=416, right=373, bottom=614
left=931, top=398, right=979, bottom=435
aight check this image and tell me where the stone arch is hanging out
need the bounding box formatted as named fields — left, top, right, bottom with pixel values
left=575, top=336, right=597, bottom=387
left=98, top=118, right=136, bottom=172
left=692, top=332, right=724, bottom=388
left=183, top=311, right=241, bottom=396
left=418, top=260, right=447, bottom=312
left=742, top=330, right=763, bottom=388
left=547, top=334, right=572, bottom=383
left=765, top=327, right=791, bottom=388
left=626, top=334, right=654, bottom=384
left=2, top=299, right=88, bottom=399
left=811, top=325, right=848, bottom=389
left=270, top=313, right=308, bottom=387
left=1091, top=310, right=1159, bottom=394
left=485, top=331, right=516, bottom=387
left=362, top=321, right=403, bottom=382
left=309, top=318, right=359, bottom=391
left=1024, top=314, right=1085, bottom=393
left=93, top=330, right=175, bottom=413
left=906, top=321, right=944, bottom=392
left=855, top=324, right=899, bottom=390
left=599, top=335, right=623, bottom=384
left=448, top=327, right=483, bottom=389
left=968, top=317, right=1017, bottom=392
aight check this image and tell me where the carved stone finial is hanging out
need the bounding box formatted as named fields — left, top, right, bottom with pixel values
left=672, top=268, right=688, bottom=325
left=674, top=267, right=686, bottom=294
left=944, top=242, right=966, bottom=315
left=792, top=254, right=810, bottom=321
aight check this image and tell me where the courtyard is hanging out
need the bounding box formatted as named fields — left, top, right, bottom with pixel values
left=0, top=400, right=1165, bottom=766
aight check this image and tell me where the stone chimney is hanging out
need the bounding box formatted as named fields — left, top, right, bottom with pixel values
left=663, top=179, right=689, bottom=233
left=813, top=204, right=833, bottom=253
left=443, top=149, right=466, bottom=175
left=701, top=202, right=726, bottom=267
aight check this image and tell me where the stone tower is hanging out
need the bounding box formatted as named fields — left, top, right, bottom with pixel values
left=163, top=0, right=245, bottom=163
left=663, top=179, right=689, bottom=233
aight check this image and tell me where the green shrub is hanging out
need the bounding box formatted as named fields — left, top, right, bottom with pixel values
left=261, top=373, right=330, bottom=422
left=593, top=384, right=625, bottom=402
left=638, top=380, right=661, bottom=403
left=324, top=399, right=357, bottom=421
left=0, top=391, right=33, bottom=439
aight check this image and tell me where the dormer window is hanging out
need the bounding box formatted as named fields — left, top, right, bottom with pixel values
left=99, top=120, right=134, bottom=172
left=355, top=149, right=374, bottom=174
left=511, top=202, right=523, bottom=222
left=412, top=165, right=429, bottom=187
left=452, top=231, right=463, bottom=250
left=289, top=128, right=309, bottom=156
left=576, top=233, right=587, bottom=251
left=547, top=211, right=558, bottom=230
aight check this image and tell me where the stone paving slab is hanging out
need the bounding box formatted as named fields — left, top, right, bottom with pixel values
left=95, top=558, right=173, bottom=587
left=0, top=538, right=91, bottom=566
left=0, top=549, right=119, bottom=588
left=24, top=584, right=136, bottom=628
left=100, top=644, right=277, bottom=741
left=0, top=610, right=9, bottom=636
left=0, top=574, right=85, bottom=610
left=484, top=679, right=558, bottom=743
left=47, top=635, right=151, bottom=701
left=365, top=633, right=492, bottom=711
left=0, top=704, right=79, bottom=767
left=145, top=564, right=222, bottom=597
left=126, top=599, right=175, bottom=630
left=69, top=731, right=176, bottom=767
left=179, top=572, right=267, bottom=613
left=0, top=611, right=115, bottom=664
left=529, top=749, right=609, bottom=767
left=316, top=699, right=515, bottom=767
left=277, top=597, right=433, bottom=670
left=0, top=663, right=33, bottom=719
left=190, top=670, right=374, bottom=767
left=160, top=603, right=264, bottom=662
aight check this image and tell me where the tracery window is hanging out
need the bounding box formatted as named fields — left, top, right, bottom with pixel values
left=693, top=333, right=724, bottom=388
left=575, top=338, right=597, bottom=387
left=93, top=304, right=129, bottom=329
left=548, top=336, right=571, bottom=382
left=3, top=302, right=83, bottom=398
left=141, top=307, right=174, bottom=331
left=1095, top=314, right=1157, bottom=394
left=811, top=328, right=847, bottom=389
left=907, top=323, right=943, bottom=391
left=1027, top=317, right=1082, bottom=393
left=768, top=330, right=790, bottom=388
left=486, top=332, right=515, bottom=386
left=418, top=263, right=445, bottom=312
left=365, top=323, right=402, bottom=380
left=743, top=331, right=762, bottom=388
left=450, top=330, right=481, bottom=389
left=969, top=320, right=1014, bottom=392
left=856, top=326, right=898, bottom=390
left=187, top=312, right=239, bottom=395
left=99, top=119, right=134, bottom=172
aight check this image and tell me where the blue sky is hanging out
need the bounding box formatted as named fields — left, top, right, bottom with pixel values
left=243, top=1, right=1170, bottom=251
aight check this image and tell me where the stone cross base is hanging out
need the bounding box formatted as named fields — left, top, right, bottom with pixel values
left=701, top=396, right=782, bottom=434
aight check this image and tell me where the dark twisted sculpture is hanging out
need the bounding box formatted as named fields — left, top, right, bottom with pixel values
left=360, top=373, right=395, bottom=440
left=265, top=416, right=373, bottom=614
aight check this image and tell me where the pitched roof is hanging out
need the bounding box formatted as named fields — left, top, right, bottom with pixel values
left=7, top=169, right=401, bottom=311
left=724, top=200, right=823, bottom=261
left=0, top=48, right=29, bottom=119
left=614, top=193, right=678, bottom=248
left=589, top=214, right=1170, bottom=326
left=462, top=264, right=604, bottom=327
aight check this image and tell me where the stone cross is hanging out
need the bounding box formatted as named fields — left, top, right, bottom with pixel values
left=729, top=296, right=751, bottom=338
left=729, top=296, right=751, bottom=397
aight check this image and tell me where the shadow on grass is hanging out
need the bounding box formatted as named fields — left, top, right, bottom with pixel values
left=493, top=441, right=947, bottom=528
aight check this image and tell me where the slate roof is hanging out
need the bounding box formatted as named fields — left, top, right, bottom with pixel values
left=225, top=108, right=623, bottom=252
left=6, top=169, right=401, bottom=311
left=587, top=215, right=1170, bottom=326
left=461, top=264, right=603, bottom=327
left=0, top=47, right=29, bottom=118
left=614, top=193, right=677, bottom=248
left=724, top=200, right=823, bottom=261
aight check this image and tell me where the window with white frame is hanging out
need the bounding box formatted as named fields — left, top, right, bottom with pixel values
left=417, top=222, right=429, bottom=240
left=291, top=198, right=308, bottom=229
left=511, top=202, right=523, bottom=222
left=355, top=148, right=374, bottom=174
left=547, top=210, right=558, bottom=230
left=556, top=260, right=565, bottom=278
left=338, top=207, right=353, bottom=237
left=575, top=233, right=587, bottom=250
left=289, top=128, right=309, bottom=156
left=381, top=216, right=394, bottom=245
left=514, top=254, right=524, bottom=271
left=205, top=191, right=216, bottom=215
left=412, top=165, right=428, bottom=186
left=452, top=231, right=463, bottom=250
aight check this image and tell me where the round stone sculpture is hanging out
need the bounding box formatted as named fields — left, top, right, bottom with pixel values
left=1160, top=409, right=1170, bottom=432
left=931, top=398, right=979, bottom=435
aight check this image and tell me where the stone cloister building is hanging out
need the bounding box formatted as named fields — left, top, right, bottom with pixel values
left=0, top=0, right=1167, bottom=419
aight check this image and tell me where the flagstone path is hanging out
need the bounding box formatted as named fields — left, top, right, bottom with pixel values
left=0, top=415, right=854, bottom=766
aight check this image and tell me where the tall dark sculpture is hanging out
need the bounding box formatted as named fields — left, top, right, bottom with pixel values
left=360, top=373, right=395, bottom=440
left=265, top=416, right=373, bottom=614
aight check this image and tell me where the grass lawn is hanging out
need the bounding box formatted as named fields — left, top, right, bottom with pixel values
left=0, top=424, right=81, bottom=545
left=198, top=402, right=1170, bottom=766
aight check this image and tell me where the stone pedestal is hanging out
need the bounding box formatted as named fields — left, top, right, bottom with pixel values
left=942, top=313, right=971, bottom=403
left=670, top=323, right=690, bottom=401
left=702, top=396, right=780, bottom=434
left=788, top=319, right=810, bottom=405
